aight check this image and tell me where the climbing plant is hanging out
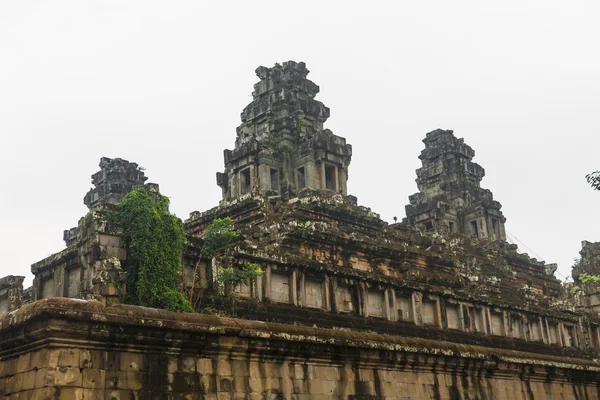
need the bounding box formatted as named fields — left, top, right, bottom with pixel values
left=112, top=187, right=192, bottom=312
left=217, top=262, right=263, bottom=295
left=188, top=217, right=240, bottom=307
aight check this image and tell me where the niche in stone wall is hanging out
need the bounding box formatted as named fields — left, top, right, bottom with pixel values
left=490, top=311, right=504, bottom=336
left=446, top=303, right=462, bottom=330
left=240, top=168, right=251, bottom=195
left=324, top=163, right=337, bottom=191
left=270, top=168, right=280, bottom=192
left=270, top=272, right=291, bottom=303
left=471, top=308, right=485, bottom=333
left=511, top=315, right=523, bottom=339
left=41, top=277, right=54, bottom=299
left=66, top=268, right=81, bottom=298
left=529, top=317, right=543, bottom=342
left=563, top=324, right=576, bottom=347
left=297, top=167, right=306, bottom=190
left=548, top=321, right=560, bottom=344
left=367, top=290, right=385, bottom=318
left=336, top=285, right=354, bottom=313
left=421, top=299, right=438, bottom=326
left=591, top=325, right=600, bottom=349
left=304, top=278, right=323, bottom=309
left=396, top=294, right=412, bottom=321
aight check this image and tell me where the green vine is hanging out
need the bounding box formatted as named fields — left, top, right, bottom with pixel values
left=580, top=273, right=600, bottom=284
left=217, top=262, right=264, bottom=294
left=112, top=187, right=192, bottom=312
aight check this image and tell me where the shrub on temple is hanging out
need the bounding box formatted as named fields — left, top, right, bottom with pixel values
left=111, top=186, right=192, bottom=312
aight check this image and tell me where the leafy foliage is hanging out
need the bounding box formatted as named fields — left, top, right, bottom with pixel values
left=580, top=273, right=600, bottom=284
left=112, top=187, right=192, bottom=312
left=217, top=262, right=263, bottom=293
left=187, top=217, right=240, bottom=307
left=201, top=217, right=239, bottom=258
left=586, top=171, right=600, bottom=191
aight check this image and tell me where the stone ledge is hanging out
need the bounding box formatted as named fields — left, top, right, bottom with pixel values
left=1, top=298, right=600, bottom=373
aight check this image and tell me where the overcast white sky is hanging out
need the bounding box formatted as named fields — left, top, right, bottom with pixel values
left=1, top=1, right=598, bottom=287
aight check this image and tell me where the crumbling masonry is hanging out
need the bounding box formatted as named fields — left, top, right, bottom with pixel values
left=2, top=61, right=600, bottom=399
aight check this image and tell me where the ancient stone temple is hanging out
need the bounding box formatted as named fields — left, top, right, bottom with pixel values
left=2, top=62, right=600, bottom=399
left=404, top=128, right=506, bottom=240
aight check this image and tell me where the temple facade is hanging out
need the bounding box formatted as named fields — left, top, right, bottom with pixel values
left=1, top=62, right=600, bottom=399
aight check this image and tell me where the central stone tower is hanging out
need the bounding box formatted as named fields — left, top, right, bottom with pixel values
left=217, top=61, right=352, bottom=200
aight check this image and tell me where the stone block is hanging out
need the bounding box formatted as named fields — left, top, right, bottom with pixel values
left=124, top=371, right=144, bottom=390
left=83, top=369, right=105, bottom=389
left=119, top=352, right=143, bottom=372
left=52, top=366, right=83, bottom=387
left=80, top=351, right=108, bottom=370
left=57, top=387, right=84, bottom=399
left=196, top=358, right=214, bottom=375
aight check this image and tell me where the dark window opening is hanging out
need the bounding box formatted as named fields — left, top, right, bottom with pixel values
left=240, top=168, right=251, bottom=195
left=297, top=167, right=305, bottom=190
left=565, top=326, right=575, bottom=347
left=449, top=221, right=455, bottom=233
left=470, top=220, right=479, bottom=237
left=424, top=221, right=433, bottom=231
left=325, top=164, right=337, bottom=191
left=270, top=168, right=279, bottom=191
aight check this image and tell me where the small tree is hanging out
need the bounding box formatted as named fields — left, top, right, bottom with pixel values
left=112, top=187, right=192, bottom=312
left=217, top=262, right=264, bottom=296
left=188, top=217, right=239, bottom=307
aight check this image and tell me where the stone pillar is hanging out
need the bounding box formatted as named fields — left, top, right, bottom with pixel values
left=330, top=278, right=338, bottom=313
left=290, top=269, right=298, bottom=306
left=389, top=289, right=397, bottom=321
left=359, top=283, right=368, bottom=317
left=412, top=292, right=423, bottom=326
left=258, top=164, right=271, bottom=191
left=297, top=271, right=305, bottom=307
left=305, top=160, right=320, bottom=190
left=383, top=289, right=391, bottom=321
left=323, top=275, right=331, bottom=311
left=319, top=162, right=326, bottom=190
left=339, top=167, right=348, bottom=195
left=264, top=265, right=272, bottom=301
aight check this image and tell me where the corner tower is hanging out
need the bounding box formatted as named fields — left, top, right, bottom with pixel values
left=217, top=61, right=352, bottom=200
left=404, top=129, right=506, bottom=240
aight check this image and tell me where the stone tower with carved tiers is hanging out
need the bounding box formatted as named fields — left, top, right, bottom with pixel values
left=217, top=61, right=352, bottom=200
left=404, top=129, right=506, bottom=240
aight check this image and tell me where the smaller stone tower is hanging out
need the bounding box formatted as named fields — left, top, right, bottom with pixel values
left=83, top=157, right=148, bottom=209
left=217, top=61, right=352, bottom=200
left=404, top=129, right=506, bottom=240
left=63, top=157, right=148, bottom=246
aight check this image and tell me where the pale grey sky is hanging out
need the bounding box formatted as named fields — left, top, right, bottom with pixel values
left=1, top=1, right=598, bottom=287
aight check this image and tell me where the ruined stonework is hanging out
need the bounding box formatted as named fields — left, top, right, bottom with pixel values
left=0, top=276, right=24, bottom=314
left=2, top=61, right=600, bottom=399
left=1, top=299, right=599, bottom=399
left=217, top=61, right=352, bottom=200
left=404, top=129, right=506, bottom=240
left=63, top=157, right=148, bottom=247
left=568, top=241, right=600, bottom=314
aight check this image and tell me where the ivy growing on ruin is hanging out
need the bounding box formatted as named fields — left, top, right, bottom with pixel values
left=112, top=187, right=192, bottom=312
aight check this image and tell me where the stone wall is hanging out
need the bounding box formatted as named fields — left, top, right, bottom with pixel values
left=1, top=299, right=599, bottom=399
